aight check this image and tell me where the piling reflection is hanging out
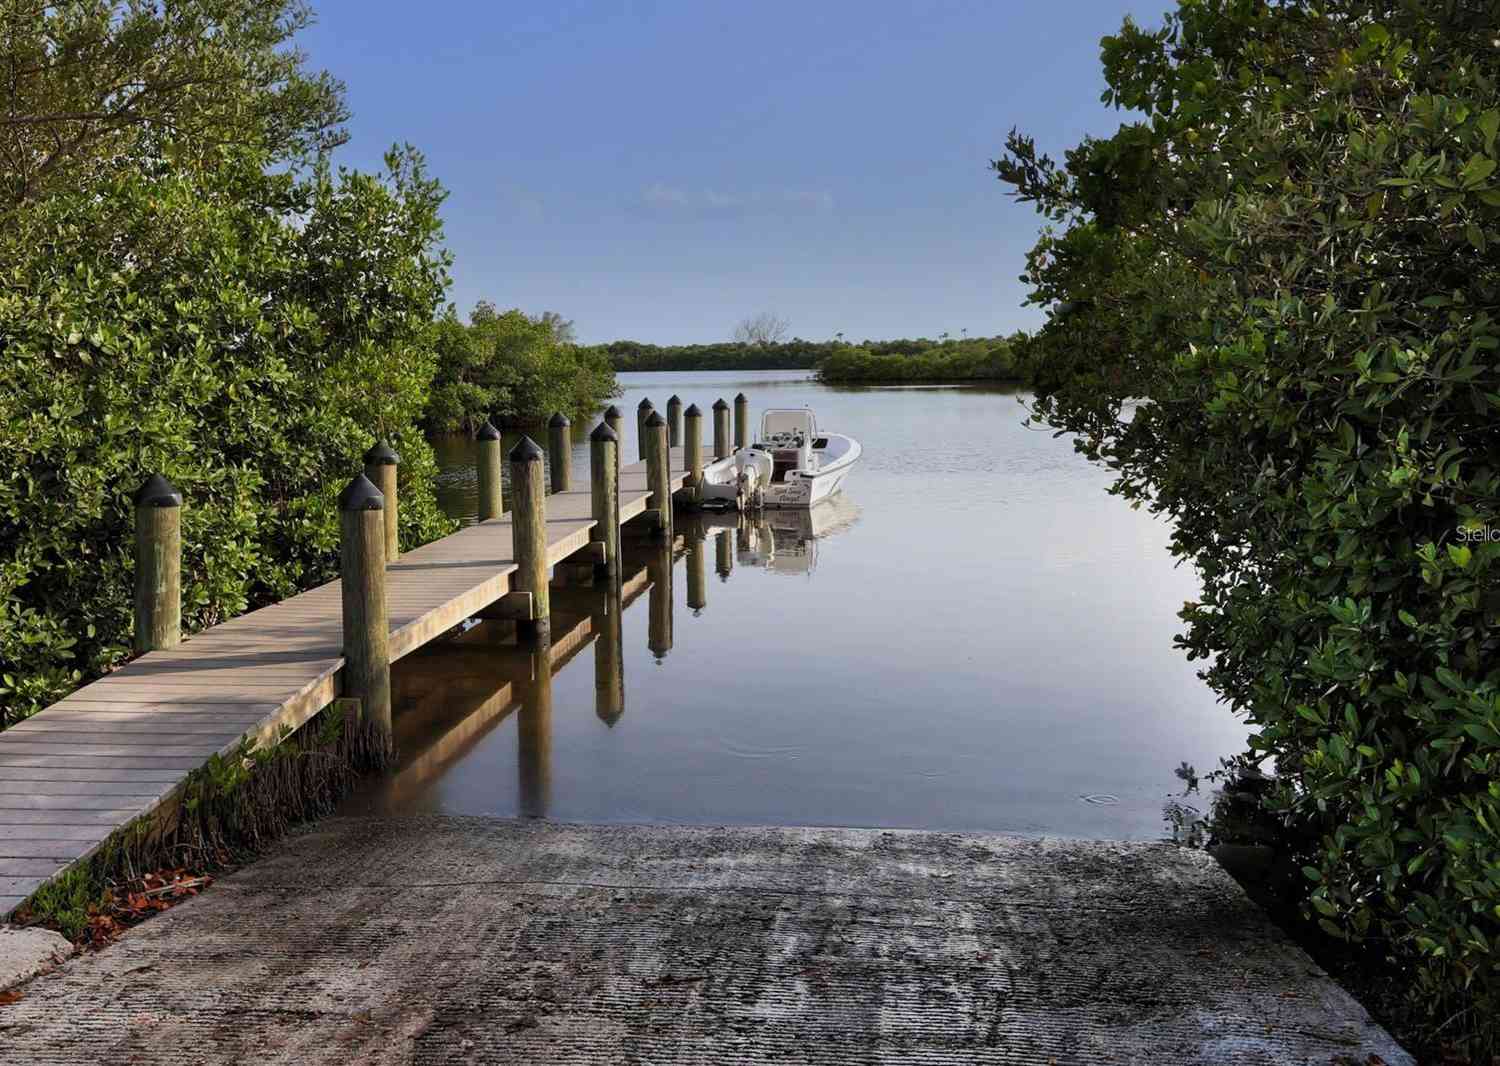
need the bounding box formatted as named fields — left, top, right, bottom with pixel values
left=593, top=584, right=624, bottom=726
left=715, top=525, right=733, bottom=581
left=517, top=634, right=552, bottom=818
left=646, top=532, right=674, bottom=661
left=344, top=496, right=862, bottom=820
left=686, top=525, right=707, bottom=613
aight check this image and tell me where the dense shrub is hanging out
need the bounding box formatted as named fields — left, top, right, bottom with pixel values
left=997, top=0, right=1500, bottom=1050
left=0, top=146, right=455, bottom=728
left=426, top=301, right=617, bottom=433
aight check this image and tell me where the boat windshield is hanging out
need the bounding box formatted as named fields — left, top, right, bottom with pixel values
left=760, top=410, right=816, bottom=443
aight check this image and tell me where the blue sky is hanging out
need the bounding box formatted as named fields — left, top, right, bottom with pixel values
left=300, top=1, right=1164, bottom=344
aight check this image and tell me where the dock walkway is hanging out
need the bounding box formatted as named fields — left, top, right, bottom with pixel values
left=0, top=449, right=693, bottom=916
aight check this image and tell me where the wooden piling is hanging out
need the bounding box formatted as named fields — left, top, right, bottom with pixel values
left=589, top=421, right=620, bottom=579
left=645, top=410, right=672, bottom=539
left=476, top=420, right=503, bottom=521
left=510, top=436, right=550, bottom=638
left=713, top=398, right=731, bottom=459
left=338, top=473, right=392, bottom=742
left=548, top=412, right=572, bottom=492
left=133, top=474, right=182, bottom=653
left=734, top=392, right=750, bottom=449
left=683, top=403, right=703, bottom=504
left=636, top=397, right=654, bottom=461
left=666, top=394, right=683, bottom=447
left=363, top=441, right=400, bottom=563
left=603, top=404, right=624, bottom=481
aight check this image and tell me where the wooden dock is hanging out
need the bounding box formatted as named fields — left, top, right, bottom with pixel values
left=0, top=448, right=694, bottom=917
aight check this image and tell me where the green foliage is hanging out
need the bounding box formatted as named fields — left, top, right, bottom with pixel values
left=595, top=338, right=823, bottom=371
left=3, top=0, right=348, bottom=207
left=601, top=335, right=1035, bottom=379
left=815, top=335, right=1036, bottom=384
left=426, top=301, right=617, bottom=433
left=997, top=1, right=1500, bottom=1051
left=0, top=144, right=455, bottom=729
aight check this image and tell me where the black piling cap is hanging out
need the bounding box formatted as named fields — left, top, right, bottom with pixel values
left=549, top=412, right=570, bottom=428
left=644, top=410, right=666, bottom=427
left=735, top=392, right=747, bottom=403
left=133, top=473, right=182, bottom=508
left=338, top=473, right=385, bottom=512
left=363, top=441, right=401, bottom=466
left=712, top=398, right=729, bottom=411
left=667, top=394, right=682, bottom=406
left=509, top=435, right=544, bottom=463
left=605, top=404, right=622, bottom=419
left=590, top=421, right=618, bottom=442
left=685, top=403, right=701, bottom=417
left=637, top=397, right=654, bottom=411
left=476, top=420, right=501, bottom=441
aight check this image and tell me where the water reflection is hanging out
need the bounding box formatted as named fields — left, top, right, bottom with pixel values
left=517, top=635, right=552, bottom=818
left=357, top=371, right=1247, bottom=839
left=347, top=505, right=859, bottom=817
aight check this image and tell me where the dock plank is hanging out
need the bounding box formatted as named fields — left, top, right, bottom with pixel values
left=0, top=449, right=690, bottom=917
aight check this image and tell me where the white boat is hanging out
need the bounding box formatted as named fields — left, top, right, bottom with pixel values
left=699, top=408, right=860, bottom=509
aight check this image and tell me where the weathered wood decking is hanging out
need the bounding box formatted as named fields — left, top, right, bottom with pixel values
left=0, top=448, right=692, bottom=916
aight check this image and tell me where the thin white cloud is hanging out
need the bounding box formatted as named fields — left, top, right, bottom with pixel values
left=638, top=184, right=834, bottom=217
left=642, top=182, right=691, bottom=207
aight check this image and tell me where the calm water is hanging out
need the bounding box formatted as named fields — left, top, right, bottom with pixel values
left=347, top=370, right=1244, bottom=838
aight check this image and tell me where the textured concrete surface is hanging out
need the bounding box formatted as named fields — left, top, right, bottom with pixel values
left=0, top=816, right=1410, bottom=1065
left=0, top=925, right=73, bottom=993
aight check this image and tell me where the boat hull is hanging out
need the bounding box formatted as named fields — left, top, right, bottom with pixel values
left=759, top=463, right=852, bottom=508
left=695, top=423, right=861, bottom=511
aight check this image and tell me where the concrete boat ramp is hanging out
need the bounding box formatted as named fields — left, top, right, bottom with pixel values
left=0, top=816, right=1410, bottom=1065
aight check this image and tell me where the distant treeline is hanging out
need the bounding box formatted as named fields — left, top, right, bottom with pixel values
left=595, top=334, right=1040, bottom=384
left=816, top=335, right=1037, bottom=385
left=595, top=339, right=829, bottom=371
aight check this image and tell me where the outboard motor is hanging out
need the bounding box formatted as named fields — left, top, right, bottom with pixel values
left=734, top=448, right=773, bottom=509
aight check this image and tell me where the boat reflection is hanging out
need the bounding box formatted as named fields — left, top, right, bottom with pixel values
left=346, top=497, right=859, bottom=817
left=704, top=494, right=861, bottom=577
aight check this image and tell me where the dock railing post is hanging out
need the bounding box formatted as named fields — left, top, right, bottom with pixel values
left=645, top=410, right=673, bottom=539
left=666, top=394, right=683, bottom=448
left=734, top=392, right=749, bottom=449
left=636, top=398, right=654, bottom=461
left=363, top=441, right=400, bottom=563
left=603, top=405, right=624, bottom=481
left=476, top=420, right=503, bottom=521
left=713, top=398, right=730, bottom=459
left=590, top=422, right=620, bottom=580
left=548, top=412, right=572, bottom=492
left=133, top=474, right=182, bottom=653
left=338, top=473, right=392, bottom=744
left=683, top=403, right=703, bottom=505
left=511, top=436, right=551, bottom=639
